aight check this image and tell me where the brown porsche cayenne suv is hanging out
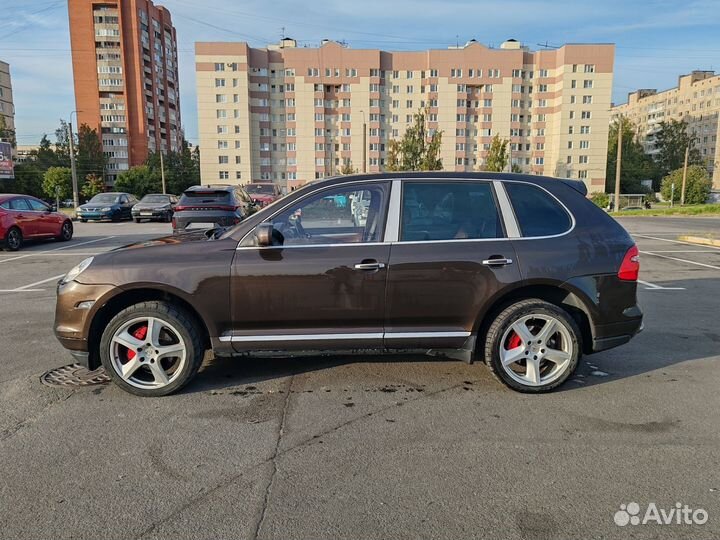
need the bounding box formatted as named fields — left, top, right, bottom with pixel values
left=54, top=172, right=643, bottom=397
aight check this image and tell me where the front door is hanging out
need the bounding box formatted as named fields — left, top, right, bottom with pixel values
left=384, top=180, right=521, bottom=349
left=229, top=181, right=391, bottom=350
left=26, top=198, right=58, bottom=236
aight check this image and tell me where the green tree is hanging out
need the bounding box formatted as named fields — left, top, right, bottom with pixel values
left=484, top=134, right=509, bottom=172
left=81, top=174, right=105, bottom=199
left=32, top=135, right=62, bottom=170
left=606, top=117, right=659, bottom=193
left=42, top=166, right=72, bottom=200
left=144, top=143, right=200, bottom=195
left=654, top=119, right=703, bottom=178
left=590, top=191, right=610, bottom=208
left=0, top=163, right=44, bottom=197
left=0, top=115, right=16, bottom=148
left=385, top=108, right=442, bottom=171
left=660, top=165, right=712, bottom=205
left=76, top=124, right=106, bottom=189
left=338, top=160, right=357, bottom=174
left=53, top=120, right=72, bottom=168
left=114, top=165, right=161, bottom=198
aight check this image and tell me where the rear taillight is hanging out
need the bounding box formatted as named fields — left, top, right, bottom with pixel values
left=618, top=245, right=640, bottom=281
left=174, top=205, right=187, bottom=212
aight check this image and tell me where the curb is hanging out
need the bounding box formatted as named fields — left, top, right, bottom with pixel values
left=678, top=235, right=720, bottom=247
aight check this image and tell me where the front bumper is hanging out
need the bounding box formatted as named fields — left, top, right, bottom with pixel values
left=77, top=211, right=114, bottom=221
left=55, top=280, right=118, bottom=369
left=132, top=209, right=170, bottom=219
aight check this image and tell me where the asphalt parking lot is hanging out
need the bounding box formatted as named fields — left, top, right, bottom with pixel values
left=1, top=217, right=719, bottom=540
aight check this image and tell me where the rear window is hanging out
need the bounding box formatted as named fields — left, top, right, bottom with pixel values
left=505, top=182, right=572, bottom=237
left=180, top=190, right=230, bottom=203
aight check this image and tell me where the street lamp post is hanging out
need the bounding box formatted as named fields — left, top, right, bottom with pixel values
left=69, top=110, right=82, bottom=210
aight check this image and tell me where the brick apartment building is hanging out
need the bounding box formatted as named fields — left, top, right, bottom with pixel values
left=195, top=38, right=614, bottom=192
left=68, top=0, right=181, bottom=185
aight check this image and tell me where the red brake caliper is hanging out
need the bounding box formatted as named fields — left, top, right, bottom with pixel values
left=124, top=325, right=148, bottom=362
left=507, top=332, right=522, bottom=350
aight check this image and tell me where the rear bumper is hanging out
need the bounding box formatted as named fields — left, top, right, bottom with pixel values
left=590, top=305, right=643, bottom=353
left=173, top=211, right=240, bottom=230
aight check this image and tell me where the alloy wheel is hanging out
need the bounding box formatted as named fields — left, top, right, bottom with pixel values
left=61, top=222, right=72, bottom=240
left=499, top=314, right=574, bottom=387
left=109, top=316, right=187, bottom=389
left=7, top=229, right=21, bottom=250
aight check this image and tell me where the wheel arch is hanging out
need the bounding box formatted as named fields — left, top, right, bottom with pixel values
left=86, top=286, right=211, bottom=369
left=473, top=281, right=596, bottom=357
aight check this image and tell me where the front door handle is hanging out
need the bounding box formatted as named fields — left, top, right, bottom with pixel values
left=354, top=260, right=386, bottom=271
left=482, top=257, right=513, bottom=267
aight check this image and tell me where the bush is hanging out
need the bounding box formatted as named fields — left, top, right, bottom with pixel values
left=590, top=192, right=610, bottom=209
left=660, top=165, right=712, bottom=204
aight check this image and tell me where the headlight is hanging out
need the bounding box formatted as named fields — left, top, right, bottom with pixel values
left=76, top=207, right=83, bottom=212
left=60, top=257, right=94, bottom=285
left=101, top=207, right=112, bottom=212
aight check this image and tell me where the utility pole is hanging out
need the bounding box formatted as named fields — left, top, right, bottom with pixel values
left=614, top=118, right=623, bottom=212
left=68, top=121, right=79, bottom=209
left=680, top=145, right=689, bottom=205
left=159, top=149, right=167, bottom=194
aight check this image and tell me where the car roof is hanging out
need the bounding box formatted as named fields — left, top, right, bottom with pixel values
left=184, top=185, right=237, bottom=192
left=308, top=171, right=588, bottom=196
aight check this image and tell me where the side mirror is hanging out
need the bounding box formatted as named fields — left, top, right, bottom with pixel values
left=50, top=205, right=57, bottom=212
left=255, top=223, right=274, bottom=247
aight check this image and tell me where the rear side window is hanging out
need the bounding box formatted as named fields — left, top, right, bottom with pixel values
left=505, top=183, right=572, bottom=237
left=401, top=182, right=503, bottom=241
left=9, top=198, right=31, bottom=211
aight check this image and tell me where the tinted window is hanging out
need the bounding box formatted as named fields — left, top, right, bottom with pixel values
left=181, top=190, right=230, bottom=203
left=505, top=183, right=571, bottom=237
left=400, top=182, right=502, bottom=241
left=27, top=198, right=49, bottom=211
left=9, top=198, right=31, bottom=211
left=268, top=183, right=388, bottom=246
left=90, top=194, right=120, bottom=204
left=141, top=195, right=171, bottom=203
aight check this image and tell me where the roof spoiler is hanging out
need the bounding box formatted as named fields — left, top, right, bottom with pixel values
left=561, top=179, right=588, bottom=197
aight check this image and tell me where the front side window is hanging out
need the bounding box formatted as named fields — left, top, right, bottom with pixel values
left=27, top=198, right=49, bottom=211
left=505, top=182, right=572, bottom=237
left=400, top=182, right=503, bottom=242
left=265, top=183, right=388, bottom=246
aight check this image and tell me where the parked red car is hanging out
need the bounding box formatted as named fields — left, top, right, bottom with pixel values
left=244, top=183, right=282, bottom=207
left=0, top=194, right=74, bottom=251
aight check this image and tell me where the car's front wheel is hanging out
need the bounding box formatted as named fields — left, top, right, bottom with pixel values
left=484, top=299, right=580, bottom=393
left=99, top=301, right=205, bottom=397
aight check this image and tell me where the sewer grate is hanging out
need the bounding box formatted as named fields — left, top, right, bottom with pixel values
left=40, top=363, right=111, bottom=387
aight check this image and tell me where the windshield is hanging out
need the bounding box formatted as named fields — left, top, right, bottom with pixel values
left=141, top=195, right=170, bottom=203
left=245, top=184, right=276, bottom=195
left=89, top=194, right=120, bottom=204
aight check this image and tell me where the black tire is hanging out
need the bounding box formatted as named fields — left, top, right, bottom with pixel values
left=80, top=219, right=87, bottom=223
left=99, top=301, right=205, bottom=397
left=4, top=227, right=22, bottom=251
left=134, top=218, right=141, bottom=223
left=57, top=220, right=73, bottom=241
left=483, top=299, right=581, bottom=393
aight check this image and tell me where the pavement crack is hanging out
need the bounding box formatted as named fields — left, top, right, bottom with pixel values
left=252, top=373, right=294, bottom=540
left=134, top=379, right=469, bottom=539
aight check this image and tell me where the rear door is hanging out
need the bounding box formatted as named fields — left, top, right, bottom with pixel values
left=7, top=197, right=37, bottom=237
left=384, top=179, right=521, bottom=349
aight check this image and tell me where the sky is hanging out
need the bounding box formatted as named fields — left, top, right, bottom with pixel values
left=2, top=0, right=720, bottom=147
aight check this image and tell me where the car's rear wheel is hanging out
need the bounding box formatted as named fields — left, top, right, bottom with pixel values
left=134, top=218, right=141, bottom=223
left=99, top=301, right=205, bottom=397
left=484, top=299, right=580, bottom=393
left=5, top=227, right=22, bottom=251
left=57, top=220, right=73, bottom=241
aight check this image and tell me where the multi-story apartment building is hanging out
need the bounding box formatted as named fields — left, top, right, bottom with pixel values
left=611, top=71, right=720, bottom=188
left=68, top=0, right=181, bottom=185
left=0, top=61, right=15, bottom=143
left=196, top=38, right=614, bottom=192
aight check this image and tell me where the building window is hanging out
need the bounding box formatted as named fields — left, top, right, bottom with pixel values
left=218, top=171, right=229, bottom=179
left=214, top=63, right=225, bottom=72
left=579, top=155, right=589, bottom=164
left=580, top=140, right=590, bottom=149
left=583, top=80, right=593, bottom=89
left=584, top=64, right=595, bottom=73
left=218, top=155, right=228, bottom=164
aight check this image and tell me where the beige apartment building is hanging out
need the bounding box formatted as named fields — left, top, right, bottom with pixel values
left=611, top=71, right=720, bottom=188
left=196, top=39, right=614, bottom=192
left=0, top=61, right=15, bottom=141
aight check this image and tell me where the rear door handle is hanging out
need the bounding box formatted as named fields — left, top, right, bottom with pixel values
left=354, top=261, right=386, bottom=271
left=482, top=257, right=513, bottom=267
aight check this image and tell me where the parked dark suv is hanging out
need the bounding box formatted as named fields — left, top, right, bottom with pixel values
left=55, top=172, right=642, bottom=397
left=172, top=185, right=255, bottom=232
